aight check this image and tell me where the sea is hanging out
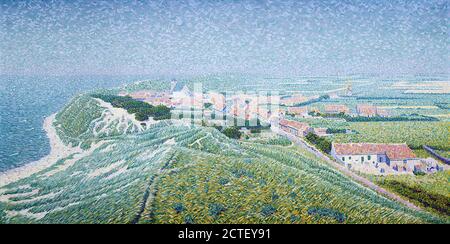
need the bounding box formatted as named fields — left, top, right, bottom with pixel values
left=0, top=75, right=149, bottom=172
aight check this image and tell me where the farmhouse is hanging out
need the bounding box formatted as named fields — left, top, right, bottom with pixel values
left=122, top=91, right=172, bottom=107
left=324, top=104, right=350, bottom=114
left=331, top=143, right=420, bottom=174
left=356, top=104, right=389, bottom=117
left=311, top=127, right=328, bottom=137
left=279, top=119, right=311, bottom=137
left=287, top=106, right=309, bottom=117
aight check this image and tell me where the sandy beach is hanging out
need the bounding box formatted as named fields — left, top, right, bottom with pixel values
left=0, top=114, right=82, bottom=188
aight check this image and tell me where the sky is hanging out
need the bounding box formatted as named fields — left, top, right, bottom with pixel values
left=0, top=0, right=448, bottom=76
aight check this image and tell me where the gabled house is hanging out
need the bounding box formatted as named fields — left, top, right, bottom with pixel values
left=324, top=104, right=350, bottom=114
left=356, top=104, right=389, bottom=117
left=287, top=107, right=309, bottom=117
left=311, top=127, right=328, bottom=137
left=331, top=143, right=419, bottom=173
left=279, top=119, right=311, bottom=137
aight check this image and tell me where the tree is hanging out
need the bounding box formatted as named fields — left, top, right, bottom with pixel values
left=222, top=127, right=242, bottom=139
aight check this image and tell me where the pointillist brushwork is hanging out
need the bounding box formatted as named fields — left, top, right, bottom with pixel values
left=0, top=1, right=448, bottom=224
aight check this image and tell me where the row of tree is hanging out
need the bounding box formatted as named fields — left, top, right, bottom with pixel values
left=92, top=94, right=171, bottom=121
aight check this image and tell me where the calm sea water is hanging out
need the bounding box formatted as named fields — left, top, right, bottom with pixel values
left=0, top=75, right=148, bottom=172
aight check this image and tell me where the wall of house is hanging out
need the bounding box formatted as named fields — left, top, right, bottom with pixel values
left=281, top=125, right=299, bottom=136
left=336, top=154, right=380, bottom=165
left=391, top=159, right=421, bottom=172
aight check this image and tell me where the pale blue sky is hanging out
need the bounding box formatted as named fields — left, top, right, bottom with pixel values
left=0, top=0, right=448, bottom=76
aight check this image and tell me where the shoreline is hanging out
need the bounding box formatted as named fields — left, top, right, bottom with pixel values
left=0, top=114, right=82, bottom=188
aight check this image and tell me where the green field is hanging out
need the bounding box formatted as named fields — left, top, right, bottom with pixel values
left=332, top=121, right=450, bottom=153
left=374, top=171, right=450, bottom=217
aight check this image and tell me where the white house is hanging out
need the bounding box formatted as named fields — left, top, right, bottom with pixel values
left=331, top=143, right=419, bottom=174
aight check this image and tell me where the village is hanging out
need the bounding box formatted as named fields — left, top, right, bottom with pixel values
left=118, top=80, right=446, bottom=176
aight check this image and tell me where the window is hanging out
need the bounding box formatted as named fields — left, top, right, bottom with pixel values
left=349, top=156, right=352, bottom=160
left=368, top=155, right=371, bottom=160
left=342, top=157, right=345, bottom=161
left=361, top=156, right=364, bottom=162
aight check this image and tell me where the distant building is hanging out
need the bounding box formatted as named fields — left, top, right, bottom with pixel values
left=356, top=104, right=389, bottom=117
left=287, top=107, right=309, bottom=117
left=311, top=127, right=328, bottom=137
left=375, top=108, right=389, bottom=117
left=279, top=119, right=311, bottom=137
left=126, top=90, right=151, bottom=101
left=324, top=104, right=350, bottom=114
left=331, top=143, right=419, bottom=174
left=345, top=83, right=353, bottom=96
left=356, top=104, right=377, bottom=117
left=124, top=90, right=172, bottom=107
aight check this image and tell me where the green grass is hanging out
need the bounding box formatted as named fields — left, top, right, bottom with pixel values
left=332, top=121, right=450, bottom=153
left=374, top=171, right=450, bottom=217
left=54, top=95, right=104, bottom=148
left=289, top=116, right=349, bottom=130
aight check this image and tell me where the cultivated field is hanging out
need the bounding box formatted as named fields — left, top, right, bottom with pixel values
left=332, top=121, right=450, bottom=155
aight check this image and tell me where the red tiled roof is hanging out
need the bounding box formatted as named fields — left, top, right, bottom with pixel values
left=324, top=104, right=349, bottom=113
left=288, top=107, right=308, bottom=114
left=356, top=104, right=377, bottom=116
left=333, top=143, right=417, bottom=160
left=279, top=119, right=310, bottom=131
left=313, top=128, right=328, bottom=135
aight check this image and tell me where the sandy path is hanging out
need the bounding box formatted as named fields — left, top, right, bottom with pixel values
left=0, top=114, right=82, bottom=188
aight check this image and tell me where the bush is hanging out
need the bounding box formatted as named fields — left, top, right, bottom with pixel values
left=173, top=203, right=184, bottom=214
left=381, top=181, right=450, bottom=215
left=209, top=203, right=226, bottom=218
left=307, top=207, right=346, bottom=223
left=92, top=94, right=171, bottom=121
left=218, top=178, right=229, bottom=185
left=290, top=215, right=300, bottom=223
left=184, top=215, right=195, bottom=224
left=261, top=205, right=276, bottom=217
left=231, top=168, right=254, bottom=178
left=305, top=132, right=332, bottom=153
left=222, top=127, right=242, bottom=139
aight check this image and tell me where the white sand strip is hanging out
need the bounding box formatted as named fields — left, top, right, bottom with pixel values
left=0, top=114, right=82, bottom=188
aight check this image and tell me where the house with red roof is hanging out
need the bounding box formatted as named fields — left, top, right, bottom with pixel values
left=324, top=104, right=350, bottom=114
left=356, top=104, right=390, bottom=117
left=331, top=143, right=420, bottom=174
left=287, top=106, right=309, bottom=117
left=279, top=119, right=311, bottom=137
